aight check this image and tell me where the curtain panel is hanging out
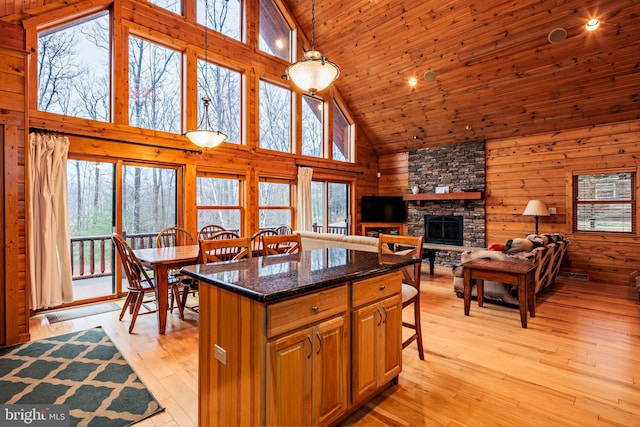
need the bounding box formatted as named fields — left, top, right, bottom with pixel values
left=297, top=167, right=313, bottom=231
left=28, top=132, right=73, bottom=309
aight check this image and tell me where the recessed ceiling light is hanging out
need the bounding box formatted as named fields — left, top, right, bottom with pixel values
left=586, top=18, right=600, bottom=31
left=408, top=77, right=418, bottom=86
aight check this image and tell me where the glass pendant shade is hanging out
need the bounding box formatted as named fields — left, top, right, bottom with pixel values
left=285, top=50, right=340, bottom=95
left=185, top=96, right=227, bottom=149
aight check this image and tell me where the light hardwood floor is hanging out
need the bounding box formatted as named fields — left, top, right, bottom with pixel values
left=29, top=270, right=640, bottom=426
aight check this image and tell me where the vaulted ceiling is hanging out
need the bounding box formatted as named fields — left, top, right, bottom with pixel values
left=2, top=0, right=639, bottom=156
left=283, top=0, right=640, bottom=154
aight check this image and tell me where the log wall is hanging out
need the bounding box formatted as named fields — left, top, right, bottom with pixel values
left=0, top=20, right=29, bottom=346
left=379, top=119, right=640, bottom=287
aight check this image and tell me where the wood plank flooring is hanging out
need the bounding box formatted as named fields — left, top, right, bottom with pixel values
left=28, top=270, right=640, bottom=426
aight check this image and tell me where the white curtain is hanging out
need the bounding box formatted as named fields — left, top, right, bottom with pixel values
left=297, top=166, right=313, bottom=231
left=28, top=132, right=73, bottom=309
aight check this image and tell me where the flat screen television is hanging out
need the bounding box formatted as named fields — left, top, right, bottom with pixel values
left=360, top=196, right=406, bottom=223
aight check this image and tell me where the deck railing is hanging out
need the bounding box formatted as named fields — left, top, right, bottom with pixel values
left=69, top=232, right=157, bottom=280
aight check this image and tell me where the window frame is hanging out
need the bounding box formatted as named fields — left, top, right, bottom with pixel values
left=258, top=177, right=295, bottom=230
left=196, top=171, right=246, bottom=236
left=331, top=95, right=355, bottom=163
left=570, top=167, right=637, bottom=235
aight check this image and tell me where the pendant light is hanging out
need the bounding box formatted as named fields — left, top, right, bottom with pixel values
left=185, top=0, right=227, bottom=148
left=283, top=0, right=340, bottom=95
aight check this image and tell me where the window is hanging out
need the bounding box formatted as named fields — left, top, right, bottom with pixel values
left=259, top=80, right=292, bottom=152
left=197, top=60, right=242, bottom=143
left=196, top=174, right=244, bottom=234
left=311, top=180, right=350, bottom=234
left=129, top=36, right=181, bottom=133
left=573, top=171, right=635, bottom=233
left=259, top=180, right=292, bottom=229
left=259, top=0, right=291, bottom=61
left=38, top=11, right=110, bottom=121
left=197, top=0, right=241, bottom=41
left=332, top=100, right=353, bottom=162
left=302, top=95, right=323, bottom=157
left=148, top=0, right=181, bottom=15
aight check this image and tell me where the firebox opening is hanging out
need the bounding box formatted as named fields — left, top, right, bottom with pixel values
left=424, top=215, right=463, bottom=246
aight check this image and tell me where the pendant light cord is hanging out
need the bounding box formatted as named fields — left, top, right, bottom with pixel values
left=310, top=0, right=315, bottom=50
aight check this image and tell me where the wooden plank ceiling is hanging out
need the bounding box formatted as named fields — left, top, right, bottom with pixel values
left=2, top=0, right=639, bottom=155
left=284, top=0, right=640, bottom=154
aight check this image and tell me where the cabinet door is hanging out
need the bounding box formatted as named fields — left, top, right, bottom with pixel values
left=351, top=302, right=381, bottom=404
left=379, top=294, right=402, bottom=385
left=313, top=315, right=349, bottom=426
left=266, top=327, right=313, bottom=426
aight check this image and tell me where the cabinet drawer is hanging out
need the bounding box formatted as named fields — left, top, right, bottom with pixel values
left=352, top=271, right=401, bottom=307
left=267, top=285, right=348, bottom=338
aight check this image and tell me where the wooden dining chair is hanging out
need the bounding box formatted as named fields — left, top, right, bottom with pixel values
left=197, top=224, right=227, bottom=240
left=157, top=226, right=196, bottom=248
left=205, top=230, right=241, bottom=241
left=261, top=233, right=302, bottom=256
left=250, top=229, right=278, bottom=255
left=378, top=233, right=425, bottom=360
left=274, top=224, right=293, bottom=235
left=199, top=236, right=253, bottom=263
left=156, top=226, right=199, bottom=313
left=112, top=233, right=184, bottom=333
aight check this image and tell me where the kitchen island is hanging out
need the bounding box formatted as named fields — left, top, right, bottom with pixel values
left=181, top=247, right=420, bottom=426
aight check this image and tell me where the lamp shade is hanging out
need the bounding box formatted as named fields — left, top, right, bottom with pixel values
left=185, top=129, right=227, bottom=149
left=523, top=200, right=550, bottom=217
left=284, top=50, right=340, bottom=95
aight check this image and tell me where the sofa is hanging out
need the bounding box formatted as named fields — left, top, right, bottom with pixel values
left=452, top=234, right=569, bottom=306
left=296, top=230, right=378, bottom=252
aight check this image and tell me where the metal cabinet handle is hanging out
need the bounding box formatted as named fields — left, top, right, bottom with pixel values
left=376, top=307, right=382, bottom=326
left=381, top=305, right=388, bottom=324
left=306, top=335, right=313, bottom=359
left=379, top=285, right=386, bottom=290
left=315, top=331, right=322, bottom=355
left=311, top=306, right=319, bottom=312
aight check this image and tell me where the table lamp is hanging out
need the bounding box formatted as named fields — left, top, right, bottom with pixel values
left=522, top=200, right=550, bottom=235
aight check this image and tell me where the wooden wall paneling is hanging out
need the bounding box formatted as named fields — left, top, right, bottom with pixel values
left=486, top=120, right=640, bottom=286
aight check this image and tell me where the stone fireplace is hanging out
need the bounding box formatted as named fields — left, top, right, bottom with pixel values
left=408, top=140, right=486, bottom=266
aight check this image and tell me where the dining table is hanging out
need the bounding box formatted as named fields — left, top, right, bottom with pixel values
left=133, top=244, right=200, bottom=334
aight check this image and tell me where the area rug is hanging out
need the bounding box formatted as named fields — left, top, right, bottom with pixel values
left=45, top=302, right=121, bottom=324
left=0, top=327, right=163, bottom=426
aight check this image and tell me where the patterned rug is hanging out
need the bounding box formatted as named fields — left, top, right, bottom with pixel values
left=0, top=327, right=163, bottom=426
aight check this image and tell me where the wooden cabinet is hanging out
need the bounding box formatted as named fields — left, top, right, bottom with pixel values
left=361, top=222, right=405, bottom=237
left=198, top=269, right=405, bottom=426
left=266, top=315, right=348, bottom=426
left=351, top=272, right=402, bottom=404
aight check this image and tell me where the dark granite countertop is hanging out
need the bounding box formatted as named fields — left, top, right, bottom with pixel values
left=180, top=248, right=419, bottom=303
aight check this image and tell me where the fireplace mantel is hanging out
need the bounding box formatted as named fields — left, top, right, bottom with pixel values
left=403, top=191, right=482, bottom=206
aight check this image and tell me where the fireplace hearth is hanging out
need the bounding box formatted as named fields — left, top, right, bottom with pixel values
left=424, top=215, right=464, bottom=246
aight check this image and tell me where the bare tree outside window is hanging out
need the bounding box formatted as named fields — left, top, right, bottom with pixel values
left=198, top=0, right=241, bottom=41
left=148, top=0, right=181, bottom=15
left=38, top=11, right=110, bottom=121
left=197, top=60, right=241, bottom=143
left=259, top=181, right=292, bottom=228
left=129, top=36, right=181, bottom=133
left=259, top=80, right=291, bottom=152
left=196, top=176, right=242, bottom=232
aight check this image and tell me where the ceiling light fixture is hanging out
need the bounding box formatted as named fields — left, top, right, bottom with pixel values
left=185, top=0, right=227, bottom=149
left=282, top=0, right=340, bottom=95
left=586, top=18, right=600, bottom=31
left=408, top=77, right=418, bottom=86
